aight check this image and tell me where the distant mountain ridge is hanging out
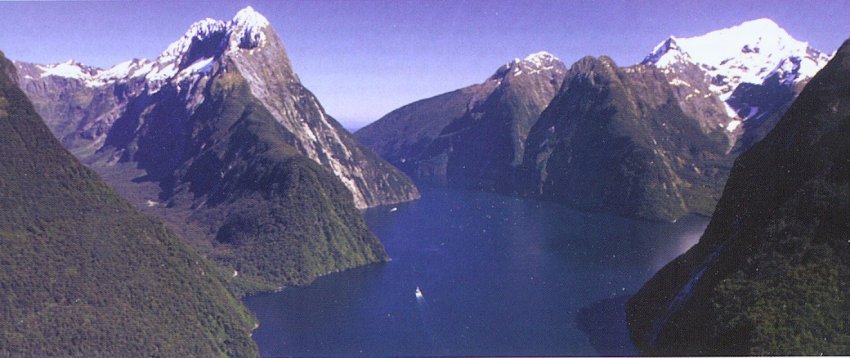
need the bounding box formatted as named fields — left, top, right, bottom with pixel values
left=14, top=7, right=408, bottom=291
left=356, top=51, right=567, bottom=189
left=357, top=18, right=831, bottom=221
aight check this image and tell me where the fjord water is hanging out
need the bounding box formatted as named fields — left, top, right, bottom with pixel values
left=244, top=189, right=708, bottom=356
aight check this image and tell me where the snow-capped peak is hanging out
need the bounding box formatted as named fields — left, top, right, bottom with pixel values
left=492, top=51, right=564, bottom=79
left=32, top=7, right=275, bottom=90
left=644, top=18, right=831, bottom=99
left=230, top=6, right=270, bottom=49
left=232, top=6, right=270, bottom=29
left=523, top=51, right=560, bottom=67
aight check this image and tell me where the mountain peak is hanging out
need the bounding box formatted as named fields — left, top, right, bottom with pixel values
left=492, top=51, right=565, bottom=80
left=736, top=17, right=782, bottom=31
left=232, top=6, right=270, bottom=28
left=644, top=18, right=830, bottom=97
left=645, top=18, right=804, bottom=68
left=523, top=51, right=560, bottom=66
left=230, top=6, right=271, bottom=49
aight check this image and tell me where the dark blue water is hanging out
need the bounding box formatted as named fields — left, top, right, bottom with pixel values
left=244, top=188, right=708, bottom=356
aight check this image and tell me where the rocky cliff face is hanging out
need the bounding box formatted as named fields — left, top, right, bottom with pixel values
left=14, top=7, right=402, bottom=290
left=15, top=7, right=418, bottom=209
left=356, top=52, right=567, bottom=189
left=627, top=39, right=850, bottom=355
left=0, top=50, right=258, bottom=356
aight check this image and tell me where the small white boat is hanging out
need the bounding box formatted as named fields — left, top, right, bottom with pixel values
left=389, top=207, right=398, bottom=212
left=415, top=286, right=423, bottom=298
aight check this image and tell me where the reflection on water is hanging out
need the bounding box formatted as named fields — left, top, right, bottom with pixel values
left=244, top=188, right=708, bottom=356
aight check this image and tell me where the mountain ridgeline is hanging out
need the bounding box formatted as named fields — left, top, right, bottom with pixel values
left=16, top=8, right=419, bottom=210
left=627, top=38, right=850, bottom=355
left=15, top=8, right=412, bottom=291
left=357, top=19, right=829, bottom=221
left=0, top=51, right=258, bottom=356
left=356, top=52, right=567, bottom=190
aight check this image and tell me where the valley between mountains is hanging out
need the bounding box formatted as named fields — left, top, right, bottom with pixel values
left=2, top=4, right=849, bottom=356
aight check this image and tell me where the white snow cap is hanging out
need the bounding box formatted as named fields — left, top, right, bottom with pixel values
left=645, top=18, right=830, bottom=94
left=232, top=6, right=270, bottom=29
left=32, top=6, right=274, bottom=89
left=231, top=6, right=271, bottom=49
left=523, top=51, right=560, bottom=66
left=496, top=51, right=564, bottom=78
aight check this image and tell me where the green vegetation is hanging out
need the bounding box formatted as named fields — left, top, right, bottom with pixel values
left=0, top=51, right=258, bottom=356
left=628, top=39, right=850, bottom=355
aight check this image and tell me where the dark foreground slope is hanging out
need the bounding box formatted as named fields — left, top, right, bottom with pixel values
left=627, top=40, right=850, bottom=355
left=0, top=52, right=257, bottom=356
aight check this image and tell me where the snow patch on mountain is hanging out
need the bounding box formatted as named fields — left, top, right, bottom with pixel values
left=99, top=60, right=136, bottom=79
left=38, top=61, right=89, bottom=80
left=158, top=18, right=228, bottom=65
left=184, top=57, right=215, bottom=75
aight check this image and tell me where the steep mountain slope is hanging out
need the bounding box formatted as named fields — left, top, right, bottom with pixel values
left=15, top=7, right=418, bottom=209
left=0, top=51, right=258, bottom=356
left=16, top=8, right=393, bottom=291
left=627, top=39, right=850, bottom=355
left=356, top=52, right=566, bottom=188
left=521, top=56, right=731, bottom=221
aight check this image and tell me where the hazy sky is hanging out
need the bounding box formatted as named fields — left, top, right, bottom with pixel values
left=1, top=0, right=849, bottom=128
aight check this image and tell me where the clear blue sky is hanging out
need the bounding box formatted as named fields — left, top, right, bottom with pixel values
left=1, top=0, right=849, bottom=128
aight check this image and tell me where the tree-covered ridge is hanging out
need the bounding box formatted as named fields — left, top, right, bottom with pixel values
left=0, top=51, right=258, bottom=356
left=627, top=39, right=850, bottom=355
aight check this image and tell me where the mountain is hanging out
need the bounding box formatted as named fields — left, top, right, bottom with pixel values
left=627, top=38, right=850, bottom=355
left=520, top=18, right=829, bottom=221
left=15, top=7, right=418, bottom=210
left=358, top=18, right=829, bottom=222
left=15, top=7, right=397, bottom=290
left=644, top=18, right=831, bottom=151
left=0, top=51, right=258, bottom=356
left=520, top=56, right=732, bottom=221
left=355, top=52, right=567, bottom=189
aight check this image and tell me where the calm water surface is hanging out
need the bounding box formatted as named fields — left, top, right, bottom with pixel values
left=244, top=188, right=708, bottom=356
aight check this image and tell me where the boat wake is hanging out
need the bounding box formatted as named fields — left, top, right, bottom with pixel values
left=414, top=286, right=447, bottom=354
